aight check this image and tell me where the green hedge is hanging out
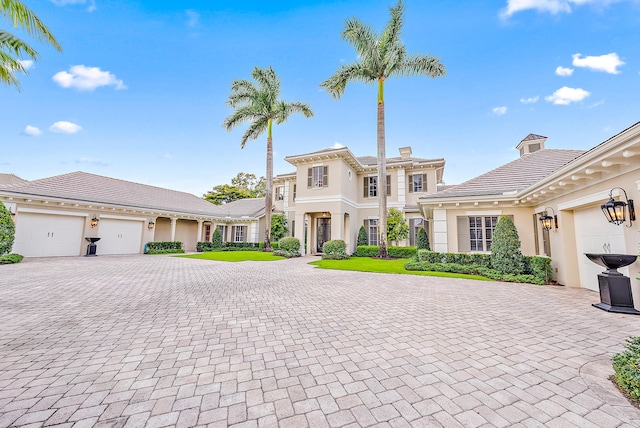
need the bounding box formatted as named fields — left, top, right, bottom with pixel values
left=405, top=259, right=543, bottom=284
left=147, top=241, right=183, bottom=251
left=274, top=237, right=300, bottom=258
left=0, top=253, right=23, bottom=264
left=352, top=245, right=416, bottom=258
left=322, top=240, right=348, bottom=260
left=196, top=241, right=279, bottom=252
left=613, top=336, right=640, bottom=401
left=146, top=249, right=185, bottom=254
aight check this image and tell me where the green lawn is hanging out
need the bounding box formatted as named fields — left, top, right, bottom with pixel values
left=309, top=257, right=490, bottom=280
left=179, top=251, right=285, bottom=262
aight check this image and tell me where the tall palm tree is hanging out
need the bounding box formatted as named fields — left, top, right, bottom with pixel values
left=1, top=0, right=62, bottom=89
left=223, top=66, right=313, bottom=251
left=320, top=0, right=445, bottom=258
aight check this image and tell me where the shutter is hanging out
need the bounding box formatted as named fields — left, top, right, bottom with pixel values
left=231, top=226, right=236, bottom=242
left=364, top=177, right=368, bottom=197
left=422, top=174, right=427, bottom=192
left=409, top=218, right=416, bottom=246
left=364, top=219, right=369, bottom=244
left=307, top=168, right=312, bottom=188
left=243, top=226, right=247, bottom=242
left=323, top=166, right=328, bottom=187
left=408, top=175, right=413, bottom=193
left=386, top=175, right=391, bottom=196
left=457, top=217, right=471, bottom=252
left=293, top=184, right=297, bottom=200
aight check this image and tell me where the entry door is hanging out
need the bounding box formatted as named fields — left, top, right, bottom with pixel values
left=317, top=218, right=331, bottom=252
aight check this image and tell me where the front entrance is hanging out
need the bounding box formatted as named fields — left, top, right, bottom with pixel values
left=317, top=218, right=331, bottom=252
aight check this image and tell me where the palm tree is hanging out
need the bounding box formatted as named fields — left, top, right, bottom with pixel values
left=320, top=0, right=445, bottom=258
left=223, top=66, right=313, bottom=251
left=1, top=0, right=62, bottom=89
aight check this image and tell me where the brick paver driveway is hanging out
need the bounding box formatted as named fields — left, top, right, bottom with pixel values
left=1, top=255, right=639, bottom=427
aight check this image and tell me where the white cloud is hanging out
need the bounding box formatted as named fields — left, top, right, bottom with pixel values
left=331, top=142, right=344, bottom=149
left=76, top=157, right=107, bottom=166
left=23, top=125, right=42, bottom=136
left=572, top=53, right=625, bottom=74
left=186, top=9, right=200, bottom=27
left=492, top=106, right=508, bottom=116
left=53, top=65, right=126, bottom=91
left=51, top=0, right=95, bottom=11
left=555, top=66, right=574, bottom=76
left=161, top=153, right=172, bottom=159
left=500, top=0, right=627, bottom=18
left=520, top=96, right=539, bottom=104
left=50, top=121, right=83, bottom=134
left=18, top=60, right=34, bottom=70
left=545, top=86, right=590, bottom=105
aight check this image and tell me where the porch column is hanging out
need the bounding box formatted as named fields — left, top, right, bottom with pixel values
left=170, top=217, right=177, bottom=241
left=331, top=212, right=344, bottom=242
left=294, top=212, right=306, bottom=255
left=197, top=220, right=204, bottom=243
left=432, top=208, right=448, bottom=252
left=209, top=223, right=214, bottom=242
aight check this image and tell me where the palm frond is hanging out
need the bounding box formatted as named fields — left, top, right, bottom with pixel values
left=342, top=18, right=379, bottom=67
left=240, top=117, right=268, bottom=148
left=379, top=0, right=404, bottom=57
left=1, top=0, right=62, bottom=51
left=222, top=105, right=260, bottom=132
left=395, top=54, right=446, bottom=78
left=0, top=49, right=22, bottom=88
left=274, top=100, right=313, bottom=124
left=0, top=30, right=39, bottom=59
left=320, top=62, right=375, bottom=99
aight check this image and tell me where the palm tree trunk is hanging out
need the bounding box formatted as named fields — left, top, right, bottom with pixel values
left=377, top=78, right=388, bottom=258
left=264, top=120, right=273, bottom=251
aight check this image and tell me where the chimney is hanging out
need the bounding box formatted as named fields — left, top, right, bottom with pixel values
left=399, top=146, right=412, bottom=159
left=516, top=134, right=547, bottom=157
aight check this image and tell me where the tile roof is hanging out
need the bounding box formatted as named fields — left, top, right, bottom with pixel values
left=521, top=133, right=547, bottom=141
left=0, top=171, right=229, bottom=217
left=217, top=198, right=265, bottom=218
left=425, top=149, right=585, bottom=199
left=0, top=173, right=29, bottom=185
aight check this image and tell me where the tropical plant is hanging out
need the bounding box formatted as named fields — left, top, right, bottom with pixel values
left=1, top=0, right=62, bottom=89
left=416, top=227, right=430, bottom=251
left=357, top=225, right=368, bottom=247
left=223, top=66, right=313, bottom=251
left=211, top=226, right=223, bottom=249
left=0, top=202, right=15, bottom=255
left=490, top=216, right=525, bottom=274
left=270, top=213, right=288, bottom=242
left=387, top=207, right=409, bottom=245
left=322, top=240, right=348, bottom=260
left=612, top=336, right=640, bottom=401
left=320, top=0, right=445, bottom=258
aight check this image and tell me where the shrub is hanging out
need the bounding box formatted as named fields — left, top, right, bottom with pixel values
left=0, top=253, right=23, bottom=264
left=490, top=216, right=525, bottom=274
left=388, top=246, right=416, bottom=259
left=613, top=336, right=640, bottom=401
left=530, top=256, right=552, bottom=283
left=417, top=227, right=430, bottom=251
left=270, top=214, right=288, bottom=242
left=274, top=237, right=300, bottom=258
left=357, top=226, right=368, bottom=247
left=147, top=241, right=183, bottom=251
left=197, top=241, right=213, bottom=252
left=322, top=240, right=348, bottom=260
left=146, top=248, right=185, bottom=254
left=259, top=241, right=278, bottom=251
left=212, top=226, right=223, bottom=249
left=0, top=202, right=15, bottom=256
left=353, top=245, right=379, bottom=257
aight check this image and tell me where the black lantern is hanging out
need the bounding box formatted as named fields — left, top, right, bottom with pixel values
left=148, top=220, right=155, bottom=230
left=539, top=207, right=557, bottom=232
left=601, top=187, right=635, bottom=227
left=90, top=216, right=99, bottom=228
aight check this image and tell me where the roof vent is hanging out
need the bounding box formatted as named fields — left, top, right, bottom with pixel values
left=516, top=134, right=547, bottom=157
left=399, top=146, right=412, bottom=159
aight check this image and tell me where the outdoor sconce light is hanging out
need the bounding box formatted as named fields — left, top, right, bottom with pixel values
left=539, top=207, right=558, bottom=232
left=148, top=220, right=155, bottom=230
left=601, top=187, right=635, bottom=227
left=90, top=216, right=99, bottom=228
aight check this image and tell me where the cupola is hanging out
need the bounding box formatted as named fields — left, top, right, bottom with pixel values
left=516, top=134, right=547, bottom=157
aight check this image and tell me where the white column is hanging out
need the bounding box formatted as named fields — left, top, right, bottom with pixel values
left=331, top=212, right=343, bottom=242
left=197, top=220, right=203, bottom=243
left=295, top=212, right=306, bottom=255
left=432, top=208, right=448, bottom=253
left=170, top=217, right=177, bottom=241
left=397, top=169, right=406, bottom=206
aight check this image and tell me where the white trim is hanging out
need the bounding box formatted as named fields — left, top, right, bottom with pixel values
left=636, top=180, right=640, bottom=191
left=465, top=210, right=503, bottom=216
left=99, top=214, right=146, bottom=221
left=557, top=189, right=619, bottom=211
left=17, top=207, right=88, bottom=217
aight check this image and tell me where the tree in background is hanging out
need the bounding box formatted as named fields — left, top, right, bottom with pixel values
left=1, top=0, right=62, bottom=89
left=320, top=0, right=445, bottom=258
left=490, top=216, right=525, bottom=274
left=357, top=225, right=368, bottom=247
left=0, top=202, right=15, bottom=255
left=204, top=172, right=265, bottom=205
left=270, top=213, right=288, bottom=242
left=386, top=207, right=409, bottom=245
left=223, top=66, right=313, bottom=251
left=416, top=226, right=430, bottom=251
left=231, top=172, right=265, bottom=198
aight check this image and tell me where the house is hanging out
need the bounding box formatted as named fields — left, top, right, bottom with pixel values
left=418, top=122, right=640, bottom=309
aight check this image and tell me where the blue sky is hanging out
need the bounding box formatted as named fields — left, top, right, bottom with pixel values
left=4, top=0, right=639, bottom=196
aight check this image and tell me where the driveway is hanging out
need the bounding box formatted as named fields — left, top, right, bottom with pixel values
left=1, top=255, right=639, bottom=427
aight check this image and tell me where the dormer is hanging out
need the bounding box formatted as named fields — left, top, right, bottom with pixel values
left=516, top=134, right=547, bottom=157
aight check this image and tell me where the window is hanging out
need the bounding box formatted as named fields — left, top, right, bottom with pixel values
left=408, top=174, right=427, bottom=193
left=363, top=175, right=391, bottom=198
left=218, top=225, right=227, bottom=242
left=409, top=218, right=425, bottom=246
left=364, top=219, right=379, bottom=245
left=204, top=224, right=211, bottom=242
left=307, top=166, right=328, bottom=188
left=232, top=225, right=246, bottom=242
left=457, top=216, right=500, bottom=252
left=275, top=186, right=284, bottom=201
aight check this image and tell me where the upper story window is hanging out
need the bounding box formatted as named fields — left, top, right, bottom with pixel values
left=307, top=166, right=328, bottom=188
left=275, top=186, right=284, bottom=201
left=408, top=173, right=427, bottom=193
left=363, top=175, right=391, bottom=198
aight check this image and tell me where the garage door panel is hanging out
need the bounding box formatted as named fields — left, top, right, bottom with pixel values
left=14, top=213, right=84, bottom=257
left=98, top=219, right=143, bottom=255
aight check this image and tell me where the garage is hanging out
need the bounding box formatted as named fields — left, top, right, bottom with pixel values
left=97, top=217, right=144, bottom=255
left=574, top=206, right=627, bottom=292
left=13, top=211, right=85, bottom=257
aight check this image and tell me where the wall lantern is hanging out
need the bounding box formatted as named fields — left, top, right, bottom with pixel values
left=539, top=207, right=558, bottom=232
left=148, top=220, right=155, bottom=230
left=90, top=216, right=99, bottom=228
left=601, top=187, right=635, bottom=227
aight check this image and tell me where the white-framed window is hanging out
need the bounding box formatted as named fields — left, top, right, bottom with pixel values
left=409, top=218, right=425, bottom=246
left=232, top=225, right=246, bottom=242
left=275, top=186, right=284, bottom=201
left=218, top=224, right=227, bottom=242
left=364, top=219, right=379, bottom=246
left=458, top=216, right=499, bottom=252
left=363, top=175, right=391, bottom=198
left=408, top=174, right=427, bottom=193
left=307, top=166, right=328, bottom=188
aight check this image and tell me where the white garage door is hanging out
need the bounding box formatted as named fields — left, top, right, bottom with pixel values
left=574, top=206, right=627, bottom=292
left=14, top=213, right=84, bottom=257
left=97, top=218, right=143, bottom=255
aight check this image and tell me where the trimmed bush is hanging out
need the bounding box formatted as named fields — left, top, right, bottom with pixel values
left=197, top=241, right=213, bottom=252
left=0, top=202, right=15, bottom=256
left=212, top=226, right=223, bottom=249
left=270, top=214, right=288, bottom=242
left=530, top=256, right=553, bottom=283
left=0, top=253, right=23, bottom=264
left=613, top=336, right=640, bottom=401
left=274, top=237, right=300, bottom=258
left=357, top=226, right=368, bottom=247
left=388, top=246, right=416, bottom=259
left=322, top=240, right=348, bottom=260
left=353, top=245, right=379, bottom=257
left=405, top=259, right=545, bottom=285
left=417, top=227, right=430, bottom=251
left=146, top=248, right=185, bottom=254
left=147, top=241, right=183, bottom=251
left=490, top=216, right=525, bottom=274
